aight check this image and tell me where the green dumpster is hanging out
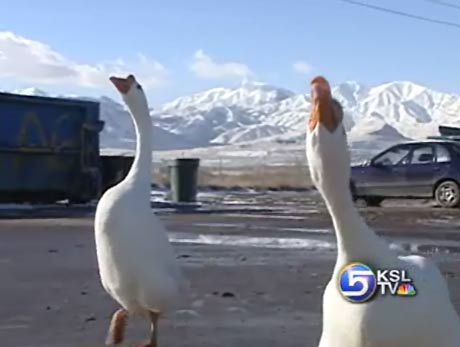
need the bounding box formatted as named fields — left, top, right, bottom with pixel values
left=169, top=158, right=200, bottom=202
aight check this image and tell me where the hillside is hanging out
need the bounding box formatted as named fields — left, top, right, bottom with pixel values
left=8, top=80, right=460, bottom=164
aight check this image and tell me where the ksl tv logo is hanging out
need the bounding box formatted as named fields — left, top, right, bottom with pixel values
left=339, top=262, right=417, bottom=303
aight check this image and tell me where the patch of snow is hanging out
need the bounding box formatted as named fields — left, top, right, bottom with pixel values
left=169, top=233, right=336, bottom=250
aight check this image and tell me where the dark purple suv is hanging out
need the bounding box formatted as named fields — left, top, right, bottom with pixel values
left=350, top=140, right=460, bottom=208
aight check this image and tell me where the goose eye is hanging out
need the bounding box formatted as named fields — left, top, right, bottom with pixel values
left=136, top=84, right=142, bottom=90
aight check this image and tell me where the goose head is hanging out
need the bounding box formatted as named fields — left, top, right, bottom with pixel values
left=306, top=76, right=350, bottom=196
left=110, top=74, right=149, bottom=119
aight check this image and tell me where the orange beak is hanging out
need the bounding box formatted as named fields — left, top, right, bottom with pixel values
left=109, top=75, right=136, bottom=94
left=309, top=76, right=339, bottom=133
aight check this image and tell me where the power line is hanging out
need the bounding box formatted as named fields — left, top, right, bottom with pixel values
left=340, top=0, right=460, bottom=29
left=426, top=0, right=460, bottom=11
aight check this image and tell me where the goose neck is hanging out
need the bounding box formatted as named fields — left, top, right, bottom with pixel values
left=322, top=184, right=388, bottom=261
left=125, top=103, right=153, bottom=196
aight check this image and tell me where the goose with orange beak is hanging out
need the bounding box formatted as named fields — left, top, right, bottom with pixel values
left=306, top=76, right=460, bottom=347
left=94, top=75, right=185, bottom=347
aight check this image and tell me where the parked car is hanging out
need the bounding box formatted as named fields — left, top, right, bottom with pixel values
left=350, top=140, right=460, bottom=208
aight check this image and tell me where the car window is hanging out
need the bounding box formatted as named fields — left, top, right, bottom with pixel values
left=410, top=145, right=434, bottom=164
left=373, top=146, right=411, bottom=166
left=453, top=144, right=460, bottom=156
left=435, top=144, right=451, bottom=163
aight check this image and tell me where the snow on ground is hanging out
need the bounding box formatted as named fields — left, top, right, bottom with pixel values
left=168, top=228, right=460, bottom=255
left=169, top=232, right=336, bottom=251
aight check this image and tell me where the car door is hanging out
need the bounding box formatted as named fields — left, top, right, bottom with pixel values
left=433, top=143, right=452, bottom=179
left=404, top=144, right=436, bottom=197
left=357, top=144, right=412, bottom=197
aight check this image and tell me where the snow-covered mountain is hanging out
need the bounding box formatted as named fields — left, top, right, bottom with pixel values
left=6, top=80, right=460, bottom=153
left=150, top=80, right=460, bottom=150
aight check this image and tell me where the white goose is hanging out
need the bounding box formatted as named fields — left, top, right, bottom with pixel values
left=94, top=75, right=184, bottom=347
left=306, top=76, right=460, bottom=347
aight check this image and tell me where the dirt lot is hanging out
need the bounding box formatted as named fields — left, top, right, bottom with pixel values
left=1, top=191, right=460, bottom=347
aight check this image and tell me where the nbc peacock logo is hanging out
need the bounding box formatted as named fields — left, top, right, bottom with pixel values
left=397, top=283, right=417, bottom=296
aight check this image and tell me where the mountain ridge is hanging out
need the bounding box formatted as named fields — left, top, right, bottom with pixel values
left=6, top=80, right=460, bottom=152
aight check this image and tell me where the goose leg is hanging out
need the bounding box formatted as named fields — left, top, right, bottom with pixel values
left=136, top=311, right=160, bottom=347
left=149, top=311, right=160, bottom=347
left=105, top=308, right=128, bottom=346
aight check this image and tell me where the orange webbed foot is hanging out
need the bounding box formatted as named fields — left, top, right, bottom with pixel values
left=105, top=309, right=129, bottom=346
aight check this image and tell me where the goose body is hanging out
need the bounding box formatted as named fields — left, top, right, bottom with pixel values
left=306, top=76, right=460, bottom=347
left=95, top=177, right=182, bottom=315
left=94, top=75, right=183, bottom=346
left=320, top=254, right=460, bottom=347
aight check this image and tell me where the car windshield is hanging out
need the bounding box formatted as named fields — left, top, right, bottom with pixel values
left=373, top=146, right=411, bottom=166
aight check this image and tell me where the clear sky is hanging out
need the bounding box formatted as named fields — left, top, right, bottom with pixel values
left=0, top=0, right=459, bottom=105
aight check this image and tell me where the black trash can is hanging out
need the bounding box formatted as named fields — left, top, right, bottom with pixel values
left=169, top=158, right=200, bottom=202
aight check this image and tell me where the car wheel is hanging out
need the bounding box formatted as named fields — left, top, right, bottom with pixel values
left=434, top=180, right=460, bottom=208
left=364, top=197, right=383, bottom=207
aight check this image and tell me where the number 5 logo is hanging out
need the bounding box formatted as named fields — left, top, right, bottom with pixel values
left=339, top=263, right=377, bottom=303
left=344, top=269, right=372, bottom=296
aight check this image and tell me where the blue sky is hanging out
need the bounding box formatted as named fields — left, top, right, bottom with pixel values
left=0, top=0, right=459, bottom=105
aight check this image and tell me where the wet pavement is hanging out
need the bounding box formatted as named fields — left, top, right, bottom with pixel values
left=1, top=191, right=460, bottom=347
